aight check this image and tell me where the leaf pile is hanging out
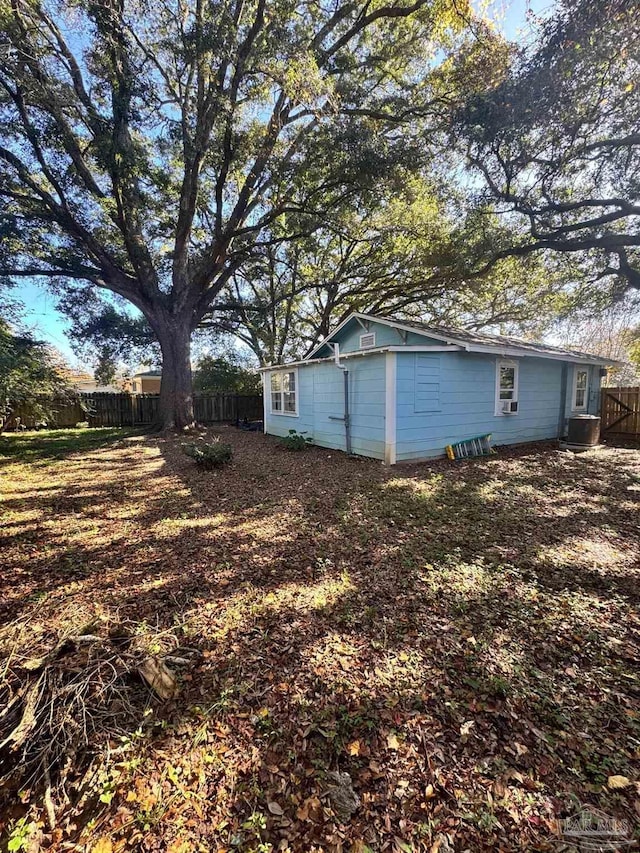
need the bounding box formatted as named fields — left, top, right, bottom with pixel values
left=0, top=428, right=639, bottom=851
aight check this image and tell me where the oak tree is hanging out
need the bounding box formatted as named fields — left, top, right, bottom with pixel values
left=0, top=0, right=474, bottom=428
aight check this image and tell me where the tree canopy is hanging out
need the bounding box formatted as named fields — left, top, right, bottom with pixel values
left=0, top=320, right=69, bottom=430
left=194, top=355, right=261, bottom=394
left=456, top=0, right=640, bottom=294
left=0, top=0, right=482, bottom=427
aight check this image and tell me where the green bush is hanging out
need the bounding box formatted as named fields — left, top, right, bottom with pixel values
left=279, top=429, right=313, bottom=451
left=182, top=438, right=233, bottom=469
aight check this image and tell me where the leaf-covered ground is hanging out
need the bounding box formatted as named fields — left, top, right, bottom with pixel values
left=1, top=428, right=639, bottom=852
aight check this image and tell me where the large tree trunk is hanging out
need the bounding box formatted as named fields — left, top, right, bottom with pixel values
left=155, top=317, right=195, bottom=431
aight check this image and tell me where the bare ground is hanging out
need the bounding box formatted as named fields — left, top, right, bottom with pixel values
left=1, top=428, right=639, bottom=852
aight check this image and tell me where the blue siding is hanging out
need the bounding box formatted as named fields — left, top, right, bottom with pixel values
left=265, top=342, right=603, bottom=464
left=414, top=354, right=441, bottom=412
left=264, top=354, right=386, bottom=459
left=395, top=352, right=601, bottom=461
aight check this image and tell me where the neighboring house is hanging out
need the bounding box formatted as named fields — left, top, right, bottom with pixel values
left=74, top=378, right=127, bottom=393
left=259, top=313, right=620, bottom=464
left=131, top=370, right=162, bottom=394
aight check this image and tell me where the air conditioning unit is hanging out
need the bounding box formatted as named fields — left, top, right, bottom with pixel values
left=502, top=400, right=518, bottom=414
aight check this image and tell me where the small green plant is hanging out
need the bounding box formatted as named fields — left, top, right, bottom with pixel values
left=279, top=429, right=312, bottom=451
left=183, top=437, right=233, bottom=469
left=7, top=817, right=36, bottom=852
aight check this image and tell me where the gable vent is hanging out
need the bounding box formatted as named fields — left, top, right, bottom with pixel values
left=359, top=332, right=376, bottom=349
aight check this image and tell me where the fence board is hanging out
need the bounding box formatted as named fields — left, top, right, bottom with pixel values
left=600, top=386, right=640, bottom=438
left=81, top=392, right=262, bottom=428
left=5, top=392, right=263, bottom=430
left=4, top=396, right=85, bottom=429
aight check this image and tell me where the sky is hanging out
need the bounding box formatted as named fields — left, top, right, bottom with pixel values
left=10, top=0, right=553, bottom=367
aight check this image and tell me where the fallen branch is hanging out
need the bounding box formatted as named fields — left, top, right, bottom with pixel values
left=0, top=629, right=186, bottom=826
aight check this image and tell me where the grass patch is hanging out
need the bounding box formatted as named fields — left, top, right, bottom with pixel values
left=0, top=427, right=144, bottom=463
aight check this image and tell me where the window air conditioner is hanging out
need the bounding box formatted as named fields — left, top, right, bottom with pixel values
left=502, top=400, right=518, bottom=414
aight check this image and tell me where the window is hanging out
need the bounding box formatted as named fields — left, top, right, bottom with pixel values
left=495, top=360, right=519, bottom=415
left=573, top=367, right=589, bottom=411
left=270, top=369, right=298, bottom=416
left=359, top=332, right=376, bottom=349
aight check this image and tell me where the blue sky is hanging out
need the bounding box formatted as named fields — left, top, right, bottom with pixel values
left=11, top=0, right=552, bottom=366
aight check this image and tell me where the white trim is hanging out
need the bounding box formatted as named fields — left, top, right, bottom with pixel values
left=571, top=365, right=589, bottom=412
left=262, top=370, right=269, bottom=432
left=269, top=366, right=299, bottom=417
left=359, top=331, right=376, bottom=349
left=384, top=352, right=397, bottom=465
left=495, top=359, right=519, bottom=416
left=461, top=342, right=609, bottom=366
left=306, top=312, right=449, bottom=359
left=256, top=345, right=461, bottom=371
left=387, top=345, right=462, bottom=353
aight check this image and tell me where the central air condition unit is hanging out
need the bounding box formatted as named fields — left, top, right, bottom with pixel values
left=502, top=400, right=518, bottom=414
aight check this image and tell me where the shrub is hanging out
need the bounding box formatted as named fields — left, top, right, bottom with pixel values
left=279, top=429, right=313, bottom=451
left=182, top=438, right=233, bottom=469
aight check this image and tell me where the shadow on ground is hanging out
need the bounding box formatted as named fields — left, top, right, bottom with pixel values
left=1, top=428, right=639, bottom=852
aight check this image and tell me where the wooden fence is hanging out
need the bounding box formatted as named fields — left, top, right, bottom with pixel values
left=600, top=386, right=640, bottom=439
left=5, top=392, right=263, bottom=430
left=6, top=396, right=86, bottom=430
left=84, top=393, right=263, bottom=427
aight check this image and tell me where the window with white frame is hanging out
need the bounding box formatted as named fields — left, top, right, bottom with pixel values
left=495, top=360, right=519, bottom=414
left=270, top=369, right=298, bottom=415
left=573, top=367, right=589, bottom=410
left=359, top=332, right=376, bottom=349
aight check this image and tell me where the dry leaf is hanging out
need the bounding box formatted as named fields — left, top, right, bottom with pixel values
left=387, top=732, right=400, bottom=750
left=347, top=739, right=361, bottom=756
left=608, top=775, right=632, bottom=789
left=424, top=783, right=436, bottom=799
left=267, top=800, right=284, bottom=815
left=296, top=795, right=322, bottom=822
left=138, top=657, right=177, bottom=700
left=91, top=839, right=113, bottom=853
left=460, top=720, right=474, bottom=738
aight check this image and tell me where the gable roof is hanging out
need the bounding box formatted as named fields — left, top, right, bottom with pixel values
left=306, top=312, right=623, bottom=366
left=133, top=369, right=162, bottom=378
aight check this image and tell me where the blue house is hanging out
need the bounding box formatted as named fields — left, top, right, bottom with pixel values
left=259, top=313, right=614, bottom=464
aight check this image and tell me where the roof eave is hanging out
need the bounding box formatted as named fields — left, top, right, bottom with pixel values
left=462, top=343, right=624, bottom=366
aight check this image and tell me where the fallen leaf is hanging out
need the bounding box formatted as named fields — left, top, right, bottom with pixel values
left=91, top=840, right=113, bottom=853
left=267, top=800, right=284, bottom=815
left=138, top=657, right=177, bottom=700
left=608, top=775, right=632, bottom=789
left=460, top=720, right=474, bottom=738
left=387, top=732, right=400, bottom=750
left=296, top=795, right=322, bottom=822
left=347, top=739, right=361, bottom=756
